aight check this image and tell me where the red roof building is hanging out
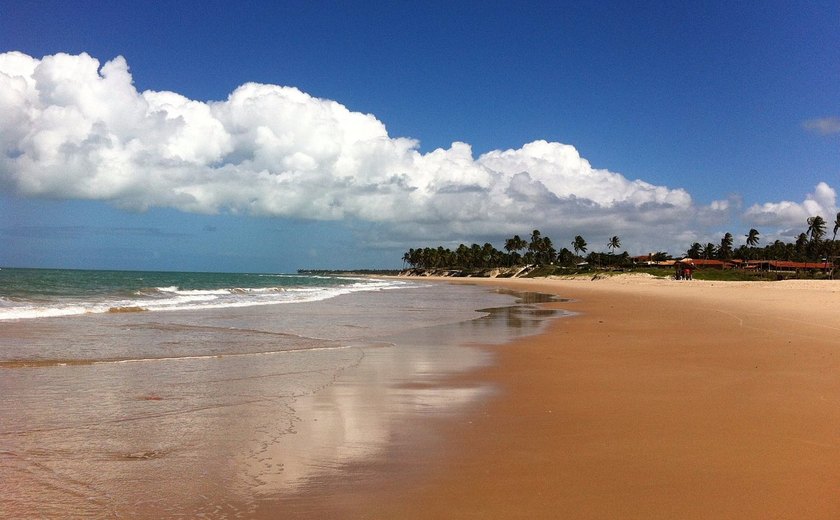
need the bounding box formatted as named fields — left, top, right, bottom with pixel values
left=746, top=260, right=829, bottom=272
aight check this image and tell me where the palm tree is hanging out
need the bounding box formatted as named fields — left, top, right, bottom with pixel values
left=572, top=235, right=587, bottom=256
left=504, top=237, right=516, bottom=255
left=807, top=215, right=826, bottom=243
left=605, top=236, right=621, bottom=267
left=505, top=235, right=528, bottom=266
left=829, top=213, right=840, bottom=277
left=439, top=246, right=451, bottom=267
left=618, top=251, right=630, bottom=268
left=807, top=216, right=827, bottom=261
left=702, top=242, right=717, bottom=260
left=718, top=232, right=734, bottom=260
left=686, top=242, right=702, bottom=259
left=652, top=251, right=671, bottom=262
left=480, top=242, right=497, bottom=267
left=505, top=234, right=527, bottom=254
left=768, top=239, right=788, bottom=261
left=455, top=244, right=470, bottom=268
left=540, top=236, right=556, bottom=265
left=795, top=233, right=809, bottom=259
left=833, top=212, right=840, bottom=242
left=527, top=230, right=543, bottom=260
left=738, top=229, right=760, bottom=262
left=469, top=243, right=483, bottom=268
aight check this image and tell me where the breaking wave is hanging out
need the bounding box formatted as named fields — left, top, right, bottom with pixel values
left=0, top=275, right=412, bottom=321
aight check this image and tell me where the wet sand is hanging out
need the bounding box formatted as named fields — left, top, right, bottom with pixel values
left=280, top=275, right=840, bottom=519
left=1, top=283, right=557, bottom=518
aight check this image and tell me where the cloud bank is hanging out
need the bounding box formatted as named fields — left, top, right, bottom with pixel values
left=0, top=52, right=834, bottom=251
left=744, top=182, right=837, bottom=230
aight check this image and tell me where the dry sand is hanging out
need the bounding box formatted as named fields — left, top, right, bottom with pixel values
left=331, top=275, right=840, bottom=519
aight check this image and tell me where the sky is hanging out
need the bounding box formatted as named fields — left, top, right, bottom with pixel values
left=1, top=0, right=838, bottom=272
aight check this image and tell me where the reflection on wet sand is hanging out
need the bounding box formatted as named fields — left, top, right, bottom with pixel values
left=1, top=286, right=561, bottom=517
left=245, top=344, right=494, bottom=497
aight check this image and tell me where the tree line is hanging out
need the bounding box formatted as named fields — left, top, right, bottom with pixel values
left=402, top=230, right=629, bottom=269
left=686, top=214, right=840, bottom=263
left=402, top=213, right=840, bottom=270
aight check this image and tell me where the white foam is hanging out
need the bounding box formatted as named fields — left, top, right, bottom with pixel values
left=0, top=278, right=416, bottom=321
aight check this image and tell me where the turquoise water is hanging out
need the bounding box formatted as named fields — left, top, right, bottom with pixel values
left=0, top=267, right=405, bottom=320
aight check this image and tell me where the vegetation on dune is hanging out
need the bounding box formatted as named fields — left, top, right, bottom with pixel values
left=400, top=214, right=840, bottom=280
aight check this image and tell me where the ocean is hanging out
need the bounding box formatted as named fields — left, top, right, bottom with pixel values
left=0, top=268, right=559, bottom=517
left=0, top=268, right=407, bottom=321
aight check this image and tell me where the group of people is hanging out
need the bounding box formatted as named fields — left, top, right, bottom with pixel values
left=675, top=263, right=694, bottom=280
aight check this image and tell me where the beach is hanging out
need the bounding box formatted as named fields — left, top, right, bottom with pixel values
left=4, top=273, right=840, bottom=518
left=286, top=275, right=840, bottom=519
left=0, top=273, right=558, bottom=518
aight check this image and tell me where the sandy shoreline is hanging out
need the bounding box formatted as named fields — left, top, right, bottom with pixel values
left=280, top=275, right=840, bottom=519
left=8, top=275, right=839, bottom=517
left=2, top=283, right=540, bottom=518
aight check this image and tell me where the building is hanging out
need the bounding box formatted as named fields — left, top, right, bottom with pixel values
left=743, top=260, right=830, bottom=273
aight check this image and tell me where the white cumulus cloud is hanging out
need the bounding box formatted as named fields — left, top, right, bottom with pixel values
left=0, top=51, right=725, bottom=251
left=743, top=182, right=837, bottom=228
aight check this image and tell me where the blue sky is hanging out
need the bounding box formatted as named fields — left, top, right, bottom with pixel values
left=1, top=1, right=838, bottom=271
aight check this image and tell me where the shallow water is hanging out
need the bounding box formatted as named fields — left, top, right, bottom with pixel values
left=0, top=283, right=561, bottom=518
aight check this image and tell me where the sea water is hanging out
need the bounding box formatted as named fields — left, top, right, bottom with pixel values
left=0, top=268, right=559, bottom=518
left=0, top=268, right=408, bottom=321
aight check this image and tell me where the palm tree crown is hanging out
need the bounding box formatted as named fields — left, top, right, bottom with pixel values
left=504, top=235, right=527, bottom=254
left=807, top=216, right=826, bottom=243
left=833, top=212, right=840, bottom=241
left=572, top=235, right=587, bottom=256
left=686, top=242, right=702, bottom=259
left=746, top=228, right=760, bottom=248
left=718, top=232, right=734, bottom=259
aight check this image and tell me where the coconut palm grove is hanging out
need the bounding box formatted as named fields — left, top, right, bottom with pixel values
left=402, top=214, right=840, bottom=278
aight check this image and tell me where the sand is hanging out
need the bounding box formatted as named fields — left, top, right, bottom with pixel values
left=294, top=275, right=840, bottom=519
left=16, top=274, right=834, bottom=518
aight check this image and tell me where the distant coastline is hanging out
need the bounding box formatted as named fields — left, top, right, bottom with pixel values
left=296, top=269, right=403, bottom=276
left=300, top=265, right=836, bottom=282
